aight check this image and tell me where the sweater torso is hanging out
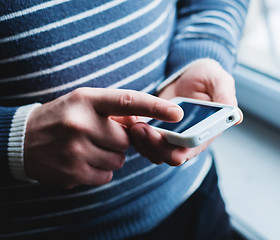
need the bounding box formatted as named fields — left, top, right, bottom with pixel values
left=0, top=0, right=248, bottom=238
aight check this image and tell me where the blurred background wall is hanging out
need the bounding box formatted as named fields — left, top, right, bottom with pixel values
left=212, top=0, right=280, bottom=239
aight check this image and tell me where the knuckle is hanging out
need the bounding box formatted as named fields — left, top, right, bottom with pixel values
left=103, top=171, right=113, bottom=184
left=118, top=92, right=134, bottom=109
left=225, top=75, right=235, bottom=87
left=61, top=113, right=87, bottom=133
left=66, top=141, right=85, bottom=159
left=114, top=153, right=126, bottom=169
left=70, top=88, right=87, bottom=102
left=152, top=101, right=162, bottom=116
left=101, top=153, right=125, bottom=171
left=94, top=171, right=113, bottom=186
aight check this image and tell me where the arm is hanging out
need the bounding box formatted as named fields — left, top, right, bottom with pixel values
left=0, top=104, right=41, bottom=183
left=0, top=88, right=183, bottom=188
left=129, top=0, right=249, bottom=165
left=165, top=0, right=249, bottom=78
left=159, top=0, right=249, bottom=104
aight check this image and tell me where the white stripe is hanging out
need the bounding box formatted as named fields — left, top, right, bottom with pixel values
left=0, top=226, right=61, bottom=238
left=141, top=77, right=164, bottom=93
left=3, top=164, right=175, bottom=236
left=4, top=153, right=143, bottom=205
left=179, top=1, right=246, bottom=21
left=107, top=6, right=175, bottom=90
left=0, top=0, right=128, bottom=44
left=221, top=0, right=248, bottom=20
left=3, top=156, right=204, bottom=236
left=175, top=32, right=235, bottom=55
left=108, top=54, right=167, bottom=89
left=182, top=154, right=212, bottom=200
left=4, top=144, right=198, bottom=206
left=125, top=153, right=140, bottom=162
left=14, top=164, right=159, bottom=220
left=0, top=0, right=167, bottom=81
left=180, top=17, right=236, bottom=41
left=1, top=33, right=168, bottom=99
left=14, top=155, right=201, bottom=221
left=0, top=0, right=162, bottom=64
left=187, top=10, right=240, bottom=30
left=0, top=0, right=71, bottom=22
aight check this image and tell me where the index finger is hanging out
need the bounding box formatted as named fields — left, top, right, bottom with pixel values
left=85, top=88, right=184, bottom=122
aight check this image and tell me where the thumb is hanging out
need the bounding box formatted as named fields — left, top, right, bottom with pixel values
left=211, top=84, right=243, bottom=125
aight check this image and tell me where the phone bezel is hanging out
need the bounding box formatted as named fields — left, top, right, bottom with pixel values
left=146, top=97, right=240, bottom=148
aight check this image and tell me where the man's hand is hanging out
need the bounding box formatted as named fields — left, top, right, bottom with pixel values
left=129, top=59, right=243, bottom=166
left=24, top=88, right=183, bottom=189
left=159, top=59, right=241, bottom=107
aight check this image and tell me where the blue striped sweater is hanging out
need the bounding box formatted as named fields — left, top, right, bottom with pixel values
left=0, top=0, right=248, bottom=239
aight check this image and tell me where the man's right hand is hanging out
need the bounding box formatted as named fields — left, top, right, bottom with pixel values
left=24, top=87, right=183, bottom=189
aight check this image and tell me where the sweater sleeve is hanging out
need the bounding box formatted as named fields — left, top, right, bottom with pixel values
left=157, top=0, right=249, bottom=92
left=0, top=103, right=41, bottom=183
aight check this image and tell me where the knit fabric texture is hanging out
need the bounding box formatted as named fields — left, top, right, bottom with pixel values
left=0, top=0, right=248, bottom=239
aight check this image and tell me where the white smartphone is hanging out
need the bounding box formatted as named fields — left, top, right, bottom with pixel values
left=143, top=97, right=240, bottom=148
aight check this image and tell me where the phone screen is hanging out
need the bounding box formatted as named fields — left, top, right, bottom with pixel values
left=148, top=102, right=222, bottom=133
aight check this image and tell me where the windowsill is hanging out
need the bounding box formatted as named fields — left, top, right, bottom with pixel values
left=212, top=111, right=280, bottom=240
left=209, top=1, right=280, bottom=238
left=233, top=64, right=280, bottom=129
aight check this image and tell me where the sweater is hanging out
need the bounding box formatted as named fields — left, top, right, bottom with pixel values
left=0, top=0, right=248, bottom=239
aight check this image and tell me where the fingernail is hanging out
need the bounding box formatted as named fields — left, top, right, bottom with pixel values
left=132, top=125, right=147, bottom=138
left=130, top=115, right=141, bottom=123
left=129, top=116, right=136, bottom=121
left=167, top=106, right=183, bottom=120
left=136, top=127, right=146, bottom=137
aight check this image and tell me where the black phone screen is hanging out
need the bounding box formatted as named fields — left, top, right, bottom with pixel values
left=148, top=101, right=221, bottom=133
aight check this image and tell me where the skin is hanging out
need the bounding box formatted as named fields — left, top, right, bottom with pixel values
left=24, top=88, right=183, bottom=189
left=24, top=58, right=243, bottom=189
left=128, top=59, right=243, bottom=166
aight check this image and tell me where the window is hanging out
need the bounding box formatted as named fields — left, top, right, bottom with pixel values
left=233, top=0, right=280, bottom=128
left=213, top=2, right=280, bottom=239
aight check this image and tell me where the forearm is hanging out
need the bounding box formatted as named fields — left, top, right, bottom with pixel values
left=166, top=0, right=249, bottom=75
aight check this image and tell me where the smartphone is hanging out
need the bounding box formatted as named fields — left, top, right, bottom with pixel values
left=143, top=97, right=240, bottom=148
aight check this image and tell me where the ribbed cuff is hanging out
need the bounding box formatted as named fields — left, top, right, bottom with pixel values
left=8, top=103, right=41, bottom=182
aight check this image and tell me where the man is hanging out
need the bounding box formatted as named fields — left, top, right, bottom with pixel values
left=0, top=0, right=248, bottom=239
